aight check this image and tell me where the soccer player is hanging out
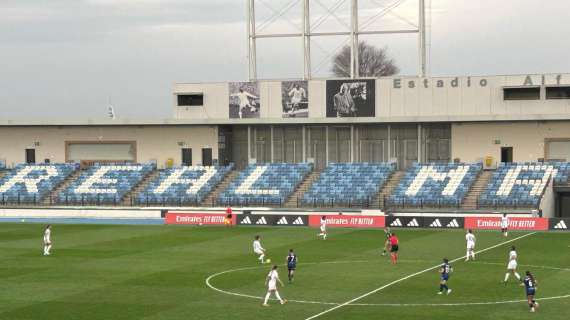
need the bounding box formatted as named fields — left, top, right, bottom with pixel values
left=224, top=207, right=232, bottom=227
left=253, top=235, right=266, bottom=264
left=262, top=265, right=287, bottom=306
left=523, top=271, right=539, bottom=312
left=231, top=88, right=258, bottom=119
left=43, top=225, right=52, bottom=256
left=382, top=227, right=391, bottom=256
left=438, top=258, right=453, bottom=295
left=504, top=246, right=522, bottom=283
left=389, top=232, right=399, bottom=264
left=317, top=216, right=327, bottom=240
left=501, top=213, right=509, bottom=237
left=287, top=84, right=306, bottom=115
left=286, top=249, right=298, bottom=283
left=465, top=229, right=476, bottom=261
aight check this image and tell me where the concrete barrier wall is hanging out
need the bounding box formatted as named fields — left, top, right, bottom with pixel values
left=0, top=208, right=161, bottom=219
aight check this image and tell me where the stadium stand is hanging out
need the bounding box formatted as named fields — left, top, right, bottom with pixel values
left=137, top=165, right=233, bottom=205
left=0, top=164, right=79, bottom=204
left=387, top=163, right=482, bottom=207
left=58, top=163, right=154, bottom=205
left=218, top=163, right=312, bottom=206
left=478, top=162, right=570, bottom=208
left=302, top=162, right=395, bottom=207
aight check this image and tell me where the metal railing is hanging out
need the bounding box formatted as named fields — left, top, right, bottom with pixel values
left=0, top=192, right=545, bottom=210
left=383, top=195, right=462, bottom=210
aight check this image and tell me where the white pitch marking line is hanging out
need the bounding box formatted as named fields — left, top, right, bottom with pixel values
left=304, top=232, right=537, bottom=320
left=399, top=259, right=570, bottom=272
left=206, top=254, right=570, bottom=307
left=351, top=294, right=570, bottom=307
left=470, top=261, right=570, bottom=272
left=205, top=260, right=366, bottom=306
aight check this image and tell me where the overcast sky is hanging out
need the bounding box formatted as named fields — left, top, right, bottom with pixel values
left=1, top=0, right=569, bottom=120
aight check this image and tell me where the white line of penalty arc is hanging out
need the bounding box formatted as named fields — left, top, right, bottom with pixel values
left=304, top=232, right=537, bottom=320
left=206, top=264, right=570, bottom=308
left=205, top=260, right=369, bottom=306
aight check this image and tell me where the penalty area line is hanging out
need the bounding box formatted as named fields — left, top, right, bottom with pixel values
left=304, top=232, right=536, bottom=320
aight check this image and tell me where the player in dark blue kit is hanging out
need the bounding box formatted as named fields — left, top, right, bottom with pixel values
left=524, top=271, right=539, bottom=312
left=438, top=258, right=453, bottom=295
left=286, top=249, right=298, bottom=283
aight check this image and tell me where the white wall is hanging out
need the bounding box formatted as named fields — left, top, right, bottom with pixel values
left=539, top=179, right=555, bottom=218
left=0, top=126, right=218, bottom=168
left=451, top=121, right=570, bottom=164
left=174, top=73, right=570, bottom=123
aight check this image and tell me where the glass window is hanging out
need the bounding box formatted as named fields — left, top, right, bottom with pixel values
left=177, top=94, right=204, bottom=106
left=503, top=87, right=540, bottom=100
left=546, top=86, right=570, bottom=99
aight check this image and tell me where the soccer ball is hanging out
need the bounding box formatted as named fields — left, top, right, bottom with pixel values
left=266, top=259, right=271, bottom=264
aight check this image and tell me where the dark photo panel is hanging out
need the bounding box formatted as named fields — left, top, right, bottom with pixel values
left=326, top=79, right=376, bottom=117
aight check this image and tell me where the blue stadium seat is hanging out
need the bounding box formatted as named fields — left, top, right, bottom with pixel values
left=388, top=163, right=482, bottom=207
left=58, top=163, right=154, bottom=205
left=479, top=162, right=570, bottom=208
left=219, top=163, right=312, bottom=205
left=137, top=164, right=233, bottom=205
left=302, top=162, right=395, bottom=206
left=0, top=163, right=79, bottom=204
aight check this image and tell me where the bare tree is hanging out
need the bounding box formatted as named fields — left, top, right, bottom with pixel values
left=332, top=41, right=399, bottom=78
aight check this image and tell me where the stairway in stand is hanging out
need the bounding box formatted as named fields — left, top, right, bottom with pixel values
left=121, top=170, right=161, bottom=206
left=41, top=169, right=84, bottom=205
left=200, top=170, right=240, bottom=207
left=283, top=170, right=321, bottom=208
left=461, top=170, right=493, bottom=210
left=374, top=170, right=406, bottom=209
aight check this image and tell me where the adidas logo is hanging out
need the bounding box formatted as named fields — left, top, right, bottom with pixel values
left=407, top=218, right=419, bottom=227
left=429, top=219, right=442, bottom=228
left=240, top=216, right=252, bottom=224
left=446, top=219, right=460, bottom=228
left=390, top=218, right=403, bottom=227
left=277, top=217, right=288, bottom=225
left=292, top=217, right=304, bottom=225
left=554, top=220, right=568, bottom=230
left=255, top=217, right=267, bottom=225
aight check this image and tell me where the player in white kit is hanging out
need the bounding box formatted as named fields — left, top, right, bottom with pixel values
left=501, top=213, right=509, bottom=237
left=504, top=246, right=521, bottom=283
left=231, top=88, right=258, bottom=119
left=465, top=229, right=476, bottom=261
left=317, top=216, right=327, bottom=240
left=262, top=265, right=287, bottom=306
left=43, top=225, right=52, bottom=256
left=287, top=84, right=306, bottom=115
left=253, top=235, right=266, bottom=264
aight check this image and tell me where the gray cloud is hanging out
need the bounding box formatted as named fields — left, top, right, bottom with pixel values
left=0, top=0, right=569, bottom=120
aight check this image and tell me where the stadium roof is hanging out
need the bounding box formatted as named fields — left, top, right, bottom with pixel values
left=1, top=114, right=570, bottom=127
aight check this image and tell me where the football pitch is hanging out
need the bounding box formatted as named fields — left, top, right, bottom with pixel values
left=0, top=223, right=569, bottom=319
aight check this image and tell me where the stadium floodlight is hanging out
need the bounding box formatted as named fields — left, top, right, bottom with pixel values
left=107, top=96, right=116, bottom=120
left=107, top=106, right=116, bottom=120
left=246, top=0, right=429, bottom=80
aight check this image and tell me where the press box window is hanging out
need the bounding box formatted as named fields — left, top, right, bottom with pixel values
left=546, top=86, right=570, bottom=99
left=177, top=94, right=204, bottom=106
left=503, top=87, right=540, bottom=100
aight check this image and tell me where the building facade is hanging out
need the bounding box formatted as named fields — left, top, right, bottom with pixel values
left=0, top=73, right=569, bottom=170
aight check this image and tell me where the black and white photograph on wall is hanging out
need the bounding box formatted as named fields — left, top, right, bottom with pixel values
left=326, top=79, right=375, bottom=117
left=229, top=82, right=260, bottom=119
left=281, top=81, right=309, bottom=118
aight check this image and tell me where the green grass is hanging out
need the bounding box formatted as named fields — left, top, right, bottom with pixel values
left=0, top=224, right=569, bottom=319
